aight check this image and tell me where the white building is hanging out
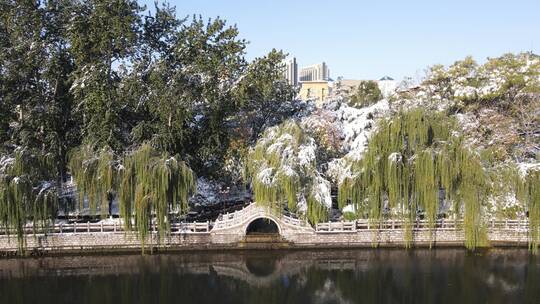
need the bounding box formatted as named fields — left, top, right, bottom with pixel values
left=282, top=57, right=298, bottom=86
left=299, top=62, right=330, bottom=82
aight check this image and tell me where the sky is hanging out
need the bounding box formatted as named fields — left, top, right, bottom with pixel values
left=140, top=0, right=540, bottom=81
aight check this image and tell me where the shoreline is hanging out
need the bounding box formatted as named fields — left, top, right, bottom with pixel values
left=1, top=204, right=535, bottom=258
left=0, top=230, right=532, bottom=258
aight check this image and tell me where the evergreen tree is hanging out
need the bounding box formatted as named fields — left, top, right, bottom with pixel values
left=68, top=0, right=143, bottom=152
left=126, top=13, right=247, bottom=176
left=0, top=0, right=76, bottom=251
left=0, top=0, right=77, bottom=177
left=234, top=49, right=297, bottom=143
left=349, top=80, right=383, bottom=108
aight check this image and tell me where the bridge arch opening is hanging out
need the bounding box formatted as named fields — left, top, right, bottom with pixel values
left=245, top=218, right=280, bottom=235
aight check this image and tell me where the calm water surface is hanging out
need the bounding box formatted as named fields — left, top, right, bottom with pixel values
left=0, top=248, right=538, bottom=304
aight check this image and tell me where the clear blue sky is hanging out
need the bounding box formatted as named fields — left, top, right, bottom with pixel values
left=140, top=0, right=540, bottom=80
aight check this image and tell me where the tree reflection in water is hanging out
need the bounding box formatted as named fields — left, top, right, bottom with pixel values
left=0, top=249, right=539, bottom=304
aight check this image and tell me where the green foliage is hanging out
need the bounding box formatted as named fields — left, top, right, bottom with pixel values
left=246, top=121, right=330, bottom=224
left=421, top=53, right=540, bottom=107
left=69, top=143, right=195, bottom=253
left=119, top=144, right=195, bottom=252
left=349, top=81, right=383, bottom=108
left=343, top=212, right=357, bottom=221
left=123, top=12, right=249, bottom=176
left=68, top=0, right=143, bottom=152
left=0, top=150, right=58, bottom=252
left=246, top=122, right=303, bottom=211
left=519, top=170, right=540, bottom=253
left=68, top=0, right=142, bottom=66
left=0, top=0, right=78, bottom=180
left=68, top=145, right=119, bottom=217
left=233, top=49, right=297, bottom=142
left=307, top=193, right=329, bottom=223
left=235, top=49, right=295, bottom=107
left=338, top=108, right=489, bottom=249
left=485, top=164, right=525, bottom=220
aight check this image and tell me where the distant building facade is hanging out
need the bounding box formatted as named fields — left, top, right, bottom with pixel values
left=299, top=81, right=331, bottom=105
left=298, top=62, right=331, bottom=105
left=299, top=62, right=330, bottom=82
left=282, top=57, right=298, bottom=86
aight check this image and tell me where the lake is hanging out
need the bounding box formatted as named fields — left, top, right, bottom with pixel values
left=0, top=248, right=538, bottom=304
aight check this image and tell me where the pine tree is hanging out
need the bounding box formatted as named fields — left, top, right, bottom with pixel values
left=349, top=80, right=383, bottom=108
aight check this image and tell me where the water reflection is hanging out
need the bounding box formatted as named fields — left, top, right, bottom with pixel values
left=245, top=256, right=277, bottom=277
left=0, top=249, right=539, bottom=304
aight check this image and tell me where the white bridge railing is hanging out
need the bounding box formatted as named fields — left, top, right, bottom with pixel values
left=213, top=203, right=258, bottom=229
left=0, top=202, right=304, bottom=235
left=316, top=219, right=530, bottom=233
left=0, top=221, right=210, bottom=236
left=213, top=203, right=307, bottom=230
left=1, top=201, right=530, bottom=236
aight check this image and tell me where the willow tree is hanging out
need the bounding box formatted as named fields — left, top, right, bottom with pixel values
left=118, top=144, right=195, bottom=252
left=245, top=121, right=331, bottom=224
left=0, top=151, right=58, bottom=252
left=68, top=145, right=120, bottom=217
left=338, top=108, right=489, bottom=249
left=518, top=170, right=540, bottom=253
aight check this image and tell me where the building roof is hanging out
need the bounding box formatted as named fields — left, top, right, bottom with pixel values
left=379, top=76, right=394, bottom=81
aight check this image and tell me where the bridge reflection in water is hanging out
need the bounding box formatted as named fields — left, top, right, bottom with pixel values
left=1, top=249, right=539, bottom=303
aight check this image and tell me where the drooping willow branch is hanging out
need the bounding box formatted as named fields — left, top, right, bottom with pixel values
left=518, top=170, right=540, bottom=253
left=245, top=121, right=329, bottom=224
left=69, top=143, right=196, bottom=253
left=0, top=151, right=58, bottom=252
left=68, top=145, right=119, bottom=217
left=338, top=108, right=489, bottom=249
left=118, top=144, right=196, bottom=251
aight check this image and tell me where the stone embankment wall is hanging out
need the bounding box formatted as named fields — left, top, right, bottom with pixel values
left=0, top=228, right=530, bottom=254
left=0, top=203, right=531, bottom=254
left=284, top=229, right=529, bottom=247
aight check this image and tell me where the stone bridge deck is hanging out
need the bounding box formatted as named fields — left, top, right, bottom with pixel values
left=0, top=203, right=533, bottom=254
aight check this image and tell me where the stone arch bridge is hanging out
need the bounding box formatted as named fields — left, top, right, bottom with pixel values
left=210, top=203, right=315, bottom=244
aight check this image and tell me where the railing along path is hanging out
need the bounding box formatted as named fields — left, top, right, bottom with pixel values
left=0, top=221, right=210, bottom=236
left=315, top=219, right=530, bottom=232
left=0, top=201, right=531, bottom=236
